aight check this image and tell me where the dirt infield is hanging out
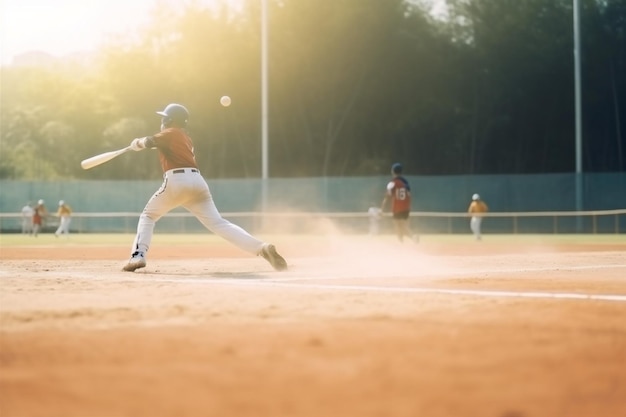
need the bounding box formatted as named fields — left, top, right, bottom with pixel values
left=1, top=236, right=625, bottom=417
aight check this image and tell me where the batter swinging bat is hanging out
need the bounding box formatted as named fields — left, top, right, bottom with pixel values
left=80, top=146, right=132, bottom=170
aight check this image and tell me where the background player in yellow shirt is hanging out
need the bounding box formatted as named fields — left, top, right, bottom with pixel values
left=55, top=200, right=73, bottom=237
left=467, top=193, right=488, bottom=240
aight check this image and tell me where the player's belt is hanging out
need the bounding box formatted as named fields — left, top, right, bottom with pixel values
left=172, top=168, right=199, bottom=174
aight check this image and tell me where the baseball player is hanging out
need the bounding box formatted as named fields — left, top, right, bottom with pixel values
left=381, top=163, right=418, bottom=242
left=468, top=193, right=488, bottom=240
left=32, top=199, right=48, bottom=237
left=55, top=200, right=73, bottom=237
left=123, top=103, right=287, bottom=272
left=367, top=205, right=382, bottom=235
left=21, top=202, right=34, bottom=235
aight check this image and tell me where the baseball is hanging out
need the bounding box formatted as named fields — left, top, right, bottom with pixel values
left=220, top=96, right=231, bottom=107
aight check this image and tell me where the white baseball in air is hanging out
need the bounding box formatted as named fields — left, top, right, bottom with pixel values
left=220, top=96, right=231, bottom=107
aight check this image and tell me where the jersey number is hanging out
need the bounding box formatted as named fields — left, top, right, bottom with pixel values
left=395, top=188, right=407, bottom=200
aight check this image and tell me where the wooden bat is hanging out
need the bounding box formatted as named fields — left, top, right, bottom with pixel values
left=80, top=146, right=132, bottom=170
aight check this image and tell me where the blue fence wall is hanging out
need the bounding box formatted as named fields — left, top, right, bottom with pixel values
left=1, top=172, right=624, bottom=233
left=2, top=172, right=624, bottom=213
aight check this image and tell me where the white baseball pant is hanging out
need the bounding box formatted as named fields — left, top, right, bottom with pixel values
left=130, top=169, right=265, bottom=256
left=56, top=216, right=72, bottom=235
left=470, top=216, right=482, bottom=239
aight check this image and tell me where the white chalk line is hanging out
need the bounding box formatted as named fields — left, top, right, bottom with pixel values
left=95, top=262, right=626, bottom=286
left=13, top=261, right=625, bottom=303
left=125, top=276, right=626, bottom=302
left=262, top=282, right=626, bottom=302
left=125, top=267, right=626, bottom=302
left=256, top=263, right=626, bottom=283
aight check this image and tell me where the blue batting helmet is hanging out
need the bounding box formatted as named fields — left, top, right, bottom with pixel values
left=156, top=103, right=189, bottom=127
left=391, top=163, right=403, bottom=174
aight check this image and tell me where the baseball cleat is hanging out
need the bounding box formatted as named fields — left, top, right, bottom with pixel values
left=260, top=244, right=287, bottom=271
left=123, top=251, right=146, bottom=272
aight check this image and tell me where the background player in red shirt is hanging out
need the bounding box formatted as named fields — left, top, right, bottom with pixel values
left=123, top=103, right=287, bottom=272
left=381, top=163, right=418, bottom=242
left=32, top=199, right=48, bottom=237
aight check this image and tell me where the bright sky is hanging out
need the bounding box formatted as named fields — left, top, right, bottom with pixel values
left=0, top=0, right=240, bottom=65
left=0, top=0, right=442, bottom=66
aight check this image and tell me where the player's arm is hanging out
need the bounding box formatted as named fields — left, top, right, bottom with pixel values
left=129, top=136, right=156, bottom=151
left=381, top=181, right=396, bottom=211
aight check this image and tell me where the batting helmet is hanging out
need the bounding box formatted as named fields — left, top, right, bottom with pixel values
left=391, top=163, right=403, bottom=174
left=156, top=103, right=189, bottom=127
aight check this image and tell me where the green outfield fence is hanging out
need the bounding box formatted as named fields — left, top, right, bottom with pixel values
left=1, top=172, right=625, bottom=234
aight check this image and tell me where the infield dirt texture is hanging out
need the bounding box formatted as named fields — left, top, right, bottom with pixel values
left=1, top=233, right=625, bottom=417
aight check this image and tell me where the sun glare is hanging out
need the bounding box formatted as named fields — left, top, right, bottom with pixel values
left=0, top=0, right=244, bottom=65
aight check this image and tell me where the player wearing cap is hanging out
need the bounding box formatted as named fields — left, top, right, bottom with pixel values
left=122, top=103, right=287, bottom=272
left=55, top=200, right=73, bottom=237
left=21, top=202, right=34, bottom=235
left=32, top=199, right=48, bottom=237
left=468, top=193, right=489, bottom=240
left=381, top=163, right=418, bottom=242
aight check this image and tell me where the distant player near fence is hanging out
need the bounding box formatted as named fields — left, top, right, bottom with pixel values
left=32, top=199, right=48, bottom=237
left=55, top=200, right=73, bottom=237
left=21, top=202, right=34, bottom=235
left=468, top=193, right=489, bottom=240
left=381, top=163, right=418, bottom=243
left=367, top=206, right=382, bottom=235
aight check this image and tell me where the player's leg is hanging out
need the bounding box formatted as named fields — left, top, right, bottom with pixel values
left=185, top=180, right=287, bottom=270
left=405, top=217, right=419, bottom=243
left=184, top=187, right=264, bottom=253
left=470, top=217, right=480, bottom=240
left=123, top=180, right=180, bottom=271
left=55, top=219, right=64, bottom=237
left=392, top=218, right=403, bottom=241
left=394, top=212, right=416, bottom=243
left=63, top=217, right=71, bottom=235
left=475, top=217, right=482, bottom=240
left=400, top=219, right=410, bottom=240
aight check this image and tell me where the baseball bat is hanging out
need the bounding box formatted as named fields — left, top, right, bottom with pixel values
left=80, top=146, right=132, bottom=170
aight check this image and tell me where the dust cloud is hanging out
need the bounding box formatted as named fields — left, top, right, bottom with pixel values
left=263, top=212, right=459, bottom=280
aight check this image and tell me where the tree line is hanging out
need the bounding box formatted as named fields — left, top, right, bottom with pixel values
left=0, top=0, right=624, bottom=180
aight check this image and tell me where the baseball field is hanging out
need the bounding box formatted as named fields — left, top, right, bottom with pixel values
left=1, top=232, right=625, bottom=417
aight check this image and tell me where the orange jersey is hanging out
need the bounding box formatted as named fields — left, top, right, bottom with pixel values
left=468, top=200, right=488, bottom=215
left=33, top=208, right=43, bottom=225
left=34, top=204, right=47, bottom=218
left=57, top=204, right=72, bottom=217
left=386, top=176, right=412, bottom=213
left=149, top=128, right=199, bottom=172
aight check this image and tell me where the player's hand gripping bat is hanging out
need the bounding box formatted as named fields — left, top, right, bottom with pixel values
left=80, top=146, right=132, bottom=170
